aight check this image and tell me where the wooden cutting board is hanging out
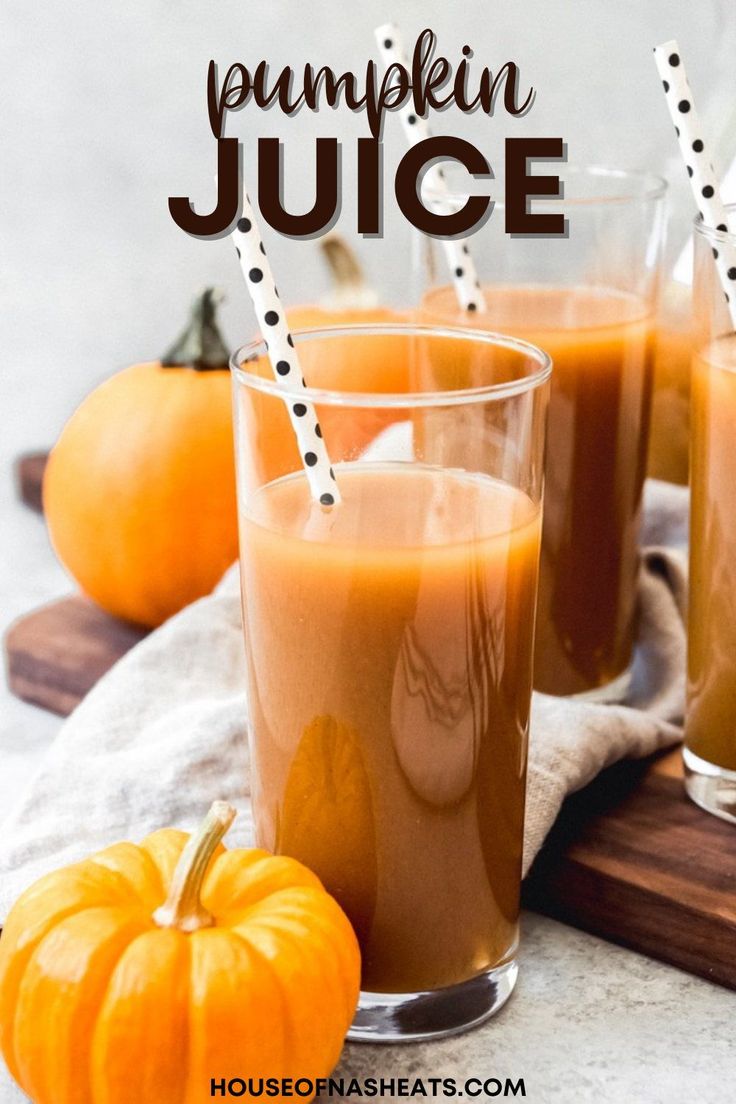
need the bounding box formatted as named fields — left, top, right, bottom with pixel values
left=523, top=751, right=736, bottom=990
left=4, top=594, right=736, bottom=992
left=5, top=596, right=148, bottom=715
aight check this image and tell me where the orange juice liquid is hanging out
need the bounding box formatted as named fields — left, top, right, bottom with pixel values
left=421, top=285, right=655, bottom=696
left=240, top=463, right=541, bottom=993
left=648, top=329, right=694, bottom=486
left=686, top=338, right=736, bottom=770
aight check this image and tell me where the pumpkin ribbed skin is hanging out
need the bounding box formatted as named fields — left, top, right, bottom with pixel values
left=0, top=829, right=360, bottom=1104
left=43, top=362, right=238, bottom=629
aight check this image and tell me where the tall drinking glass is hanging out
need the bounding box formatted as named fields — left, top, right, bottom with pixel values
left=419, top=167, right=666, bottom=698
left=231, top=324, right=550, bottom=1040
left=684, top=211, right=736, bottom=822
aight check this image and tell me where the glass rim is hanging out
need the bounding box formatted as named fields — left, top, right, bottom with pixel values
left=422, top=163, right=668, bottom=209
left=694, top=204, right=736, bottom=246
left=231, top=323, right=552, bottom=408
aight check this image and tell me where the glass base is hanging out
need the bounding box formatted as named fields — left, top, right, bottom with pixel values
left=347, top=960, right=518, bottom=1044
left=566, top=664, right=633, bottom=705
left=683, top=746, right=736, bottom=824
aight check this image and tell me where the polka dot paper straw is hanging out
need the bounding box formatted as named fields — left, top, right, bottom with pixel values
left=653, top=39, right=736, bottom=329
left=375, top=23, right=487, bottom=314
left=230, top=194, right=341, bottom=505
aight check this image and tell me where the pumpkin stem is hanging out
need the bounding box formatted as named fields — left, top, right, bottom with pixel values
left=160, top=288, right=230, bottom=371
left=153, top=801, right=236, bottom=932
left=319, top=235, right=379, bottom=311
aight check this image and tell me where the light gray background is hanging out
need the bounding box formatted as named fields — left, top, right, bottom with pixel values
left=2, top=5, right=736, bottom=1101
left=2, top=0, right=736, bottom=453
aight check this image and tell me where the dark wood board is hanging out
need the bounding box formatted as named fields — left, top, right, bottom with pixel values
left=14, top=451, right=49, bottom=513
left=523, top=750, right=736, bottom=990
left=4, top=596, right=149, bottom=716
left=4, top=597, right=736, bottom=993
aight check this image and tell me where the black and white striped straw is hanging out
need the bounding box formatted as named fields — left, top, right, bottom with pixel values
left=654, top=39, right=736, bottom=329
left=375, top=23, right=488, bottom=314
left=230, top=194, right=341, bottom=505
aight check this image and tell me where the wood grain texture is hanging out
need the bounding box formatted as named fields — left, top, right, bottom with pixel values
left=14, top=451, right=49, bottom=513
left=4, top=596, right=148, bottom=715
left=523, top=751, right=736, bottom=989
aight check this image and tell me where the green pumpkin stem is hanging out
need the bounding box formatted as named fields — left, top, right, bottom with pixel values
left=153, top=801, right=236, bottom=933
left=160, top=288, right=230, bottom=371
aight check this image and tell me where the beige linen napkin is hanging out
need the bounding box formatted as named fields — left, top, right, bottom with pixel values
left=0, top=480, right=688, bottom=922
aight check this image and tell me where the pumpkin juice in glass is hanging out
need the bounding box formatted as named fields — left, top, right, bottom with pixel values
left=232, top=325, right=550, bottom=1040
left=684, top=212, right=736, bottom=821
left=419, top=167, right=666, bottom=697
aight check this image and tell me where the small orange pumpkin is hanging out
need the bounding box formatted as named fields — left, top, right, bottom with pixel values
left=0, top=802, right=360, bottom=1104
left=43, top=290, right=238, bottom=628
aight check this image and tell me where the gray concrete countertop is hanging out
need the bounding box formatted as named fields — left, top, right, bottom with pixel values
left=0, top=436, right=733, bottom=1104
left=336, top=913, right=734, bottom=1103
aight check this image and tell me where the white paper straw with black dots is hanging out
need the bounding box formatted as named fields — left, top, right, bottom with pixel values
left=654, top=39, right=736, bottom=330
left=230, top=194, right=341, bottom=505
left=375, top=23, right=487, bottom=314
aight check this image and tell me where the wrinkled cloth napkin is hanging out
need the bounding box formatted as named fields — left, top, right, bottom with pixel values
left=0, top=480, right=688, bottom=922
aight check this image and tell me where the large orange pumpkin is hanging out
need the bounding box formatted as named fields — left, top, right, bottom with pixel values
left=43, top=290, right=238, bottom=628
left=255, top=235, right=410, bottom=397
left=0, top=802, right=360, bottom=1104
left=285, top=239, right=410, bottom=459
left=238, top=238, right=411, bottom=485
